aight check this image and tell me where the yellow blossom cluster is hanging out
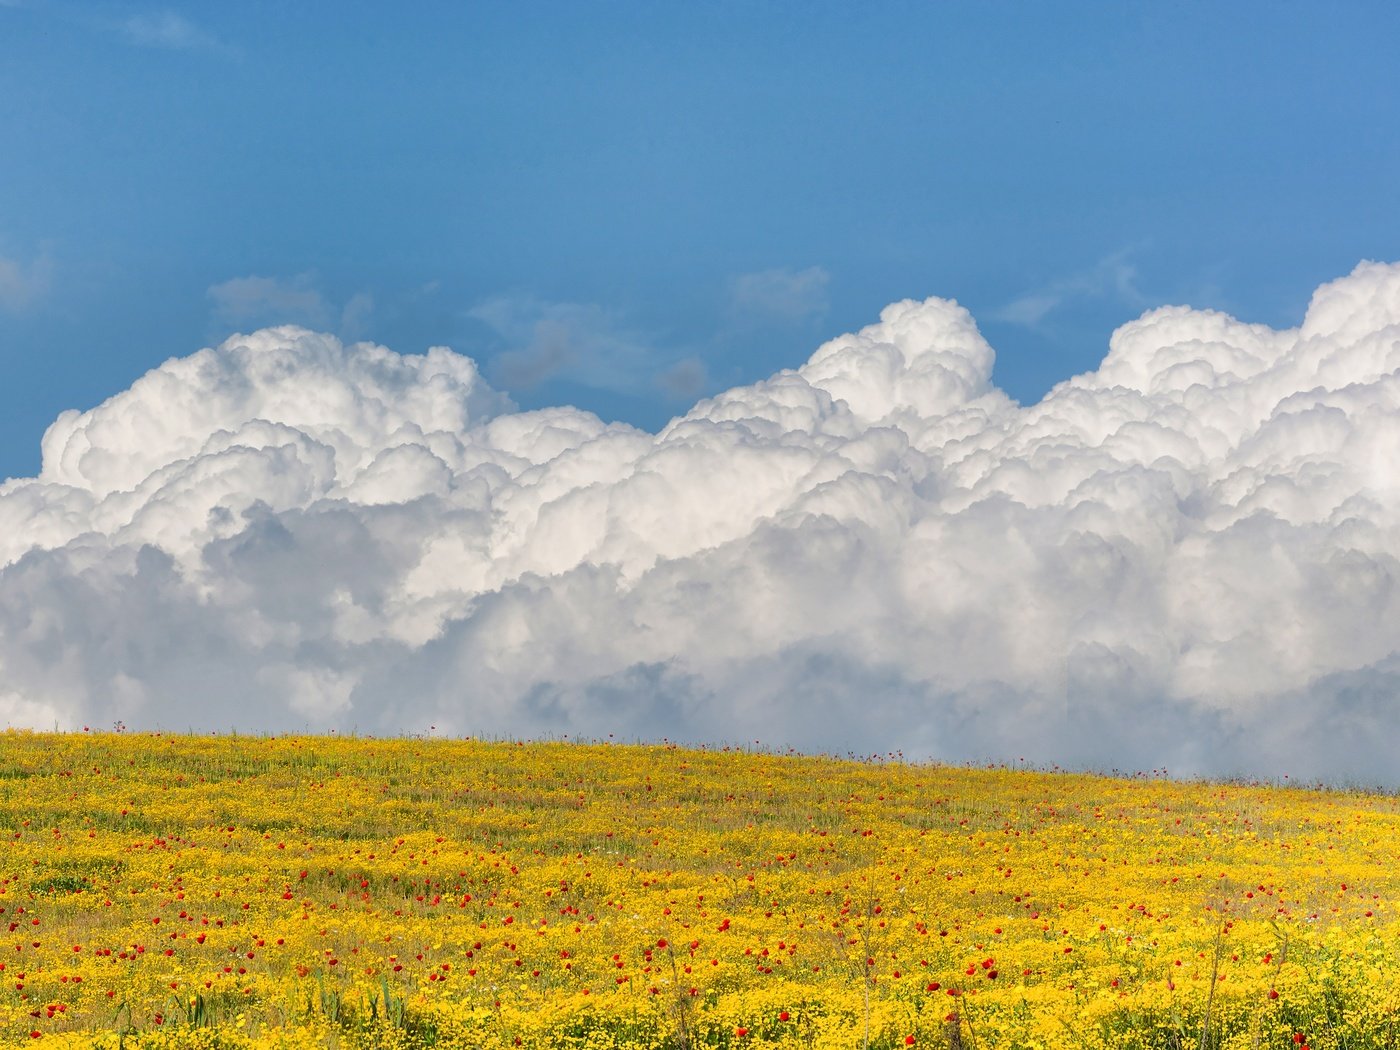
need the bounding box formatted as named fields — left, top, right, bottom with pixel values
left=0, top=731, right=1397, bottom=1048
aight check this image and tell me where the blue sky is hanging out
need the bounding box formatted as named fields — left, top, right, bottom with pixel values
left=2, top=0, right=1398, bottom=482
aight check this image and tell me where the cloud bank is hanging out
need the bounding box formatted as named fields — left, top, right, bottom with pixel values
left=5, top=263, right=1400, bottom=784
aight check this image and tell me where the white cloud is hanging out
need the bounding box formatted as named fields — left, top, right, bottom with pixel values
left=729, top=266, right=831, bottom=324
left=5, top=262, right=1400, bottom=784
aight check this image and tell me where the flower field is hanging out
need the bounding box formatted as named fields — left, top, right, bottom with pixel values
left=0, top=732, right=1397, bottom=1048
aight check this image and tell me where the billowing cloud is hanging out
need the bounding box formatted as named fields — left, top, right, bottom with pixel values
left=5, top=263, right=1400, bottom=784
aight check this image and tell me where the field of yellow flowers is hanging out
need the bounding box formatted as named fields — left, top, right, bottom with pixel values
left=0, top=731, right=1397, bottom=1049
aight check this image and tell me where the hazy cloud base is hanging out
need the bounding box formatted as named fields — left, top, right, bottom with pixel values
left=5, top=263, right=1400, bottom=784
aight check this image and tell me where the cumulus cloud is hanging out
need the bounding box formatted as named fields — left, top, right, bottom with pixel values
left=5, top=263, right=1400, bottom=784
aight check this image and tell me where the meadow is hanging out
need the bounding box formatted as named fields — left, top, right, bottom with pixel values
left=0, top=731, right=1397, bottom=1049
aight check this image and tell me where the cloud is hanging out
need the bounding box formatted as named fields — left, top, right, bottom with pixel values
left=729, top=266, right=831, bottom=325
left=655, top=357, right=709, bottom=401
left=208, top=274, right=375, bottom=340
left=121, top=11, right=222, bottom=52
left=993, top=250, right=1144, bottom=328
left=6, top=262, right=1400, bottom=784
left=0, top=245, right=53, bottom=311
left=339, top=292, right=375, bottom=342
left=469, top=295, right=662, bottom=393
left=208, top=274, right=329, bottom=329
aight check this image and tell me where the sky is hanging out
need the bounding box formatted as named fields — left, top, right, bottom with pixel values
left=3, top=3, right=1400, bottom=781
left=4, top=2, right=1400, bottom=477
